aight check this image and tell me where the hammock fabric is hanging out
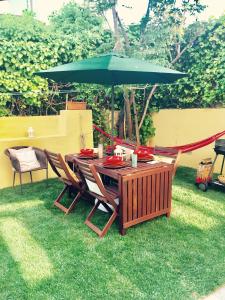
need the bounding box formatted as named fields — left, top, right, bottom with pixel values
left=93, top=125, right=225, bottom=154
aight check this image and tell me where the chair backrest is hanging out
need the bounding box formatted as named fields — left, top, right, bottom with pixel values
left=44, top=149, right=79, bottom=187
left=154, top=146, right=181, bottom=178
left=5, top=146, right=47, bottom=171
left=75, top=159, right=110, bottom=201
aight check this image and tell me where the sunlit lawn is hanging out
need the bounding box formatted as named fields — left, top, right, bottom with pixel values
left=0, top=167, right=225, bottom=300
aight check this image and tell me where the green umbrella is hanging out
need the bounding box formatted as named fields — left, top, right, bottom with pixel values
left=35, top=53, right=187, bottom=142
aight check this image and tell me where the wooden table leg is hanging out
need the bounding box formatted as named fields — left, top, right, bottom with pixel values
left=119, top=227, right=126, bottom=236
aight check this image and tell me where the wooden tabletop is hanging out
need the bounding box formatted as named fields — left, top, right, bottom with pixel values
left=65, top=154, right=172, bottom=180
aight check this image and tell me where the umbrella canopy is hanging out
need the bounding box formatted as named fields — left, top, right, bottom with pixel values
left=35, top=53, right=187, bottom=146
left=35, top=53, right=186, bottom=85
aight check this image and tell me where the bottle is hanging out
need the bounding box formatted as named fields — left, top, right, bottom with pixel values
left=131, top=153, right=137, bottom=167
left=98, top=143, right=103, bottom=158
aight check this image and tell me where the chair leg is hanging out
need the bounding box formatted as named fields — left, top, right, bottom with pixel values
left=30, top=171, right=33, bottom=183
left=46, top=168, right=48, bottom=187
left=66, top=191, right=82, bottom=215
left=53, top=185, right=69, bottom=213
left=19, top=172, right=22, bottom=194
left=85, top=200, right=118, bottom=238
left=13, top=171, right=16, bottom=188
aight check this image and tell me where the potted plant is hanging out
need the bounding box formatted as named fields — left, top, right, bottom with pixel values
left=66, top=98, right=87, bottom=110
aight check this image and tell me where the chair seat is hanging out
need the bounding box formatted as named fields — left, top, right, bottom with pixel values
left=18, top=167, right=47, bottom=173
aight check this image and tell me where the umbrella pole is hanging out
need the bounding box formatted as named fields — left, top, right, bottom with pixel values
left=111, top=85, right=115, bottom=148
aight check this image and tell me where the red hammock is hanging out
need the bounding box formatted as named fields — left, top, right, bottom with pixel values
left=93, top=124, right=225, bottom=154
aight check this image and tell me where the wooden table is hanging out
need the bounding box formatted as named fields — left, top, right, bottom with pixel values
left=66, top=154, right=174, bottom=235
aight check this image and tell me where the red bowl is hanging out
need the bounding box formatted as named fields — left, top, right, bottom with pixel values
left=80, top=148, right=94, bottom=155
left=134, top=149, right=153, bottom=159
left=105, top=156, right=122, bottom=165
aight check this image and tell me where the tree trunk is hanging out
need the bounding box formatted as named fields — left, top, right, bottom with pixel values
left=111, top=2, right=122, bottom=51
left=124, top=91, right=133, bottom=140
left=131, top=91, right=140, bottom=145
left=118, top=106, right=125, bottom=138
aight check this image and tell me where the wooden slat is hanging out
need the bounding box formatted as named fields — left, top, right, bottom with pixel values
left=137, top=177, right=142, bottom=218
left=123, top=181, right=128, bottom=223
left=155, top=173, right=160, bottom=212
left=168, top=171, right=172, bottom=212
left=128, top=180, right=133, bottom=221
left=142, top=176, right=147, bottom=215
left=151, top=175, right=156, bottom=213
left=147, top=175, right=151, bottom=214
left=132, top=178, right=137, bottom=219
left=123, top=208, right=169, bottom=228
left=79, top=169, right=95, bottom=182
left=160, top=172, right=164, bottom=211
left=48, top=151, right=59, bottom=158
left=164, top=171, right=169, bottom=210
left=52, top=160, right=63, bottom=169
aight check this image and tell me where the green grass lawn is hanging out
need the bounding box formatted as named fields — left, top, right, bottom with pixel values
left=0, top=167, right=225, bottom=300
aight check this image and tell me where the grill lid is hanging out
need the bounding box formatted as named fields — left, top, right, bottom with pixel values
left=215, top=139, right=225, bottom=155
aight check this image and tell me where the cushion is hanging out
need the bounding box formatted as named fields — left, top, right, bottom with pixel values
left=8, top=147, right=32, bottom=158
left=95, top=198, right=119, bottom=213
left=9, top=148, right=40, bottom=172
left=85, top=178, right=103, bottom=196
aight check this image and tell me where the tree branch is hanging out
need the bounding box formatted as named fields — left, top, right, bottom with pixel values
left=140, top=0, right=151, bottom=38
left=138, top=84, right=157, bottom=130
left=115, top=11, right=130, bottom=53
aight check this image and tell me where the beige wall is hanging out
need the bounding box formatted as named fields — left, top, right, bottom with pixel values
left=151, top=108, right=225, bottom=173
left=0, top=110, right=93, bottom=188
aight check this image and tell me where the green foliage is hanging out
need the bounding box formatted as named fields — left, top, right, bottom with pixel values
left=49, top=1, right=112, bottom=56
left=0, top=6, right=110, bottom=116
left=0, top=1, right=223, bottom=146
left=139, top=114, right=156, bottom=145
left=0, top=13, right=50, bottom=42
left=154, top=15, right=225, bottom=108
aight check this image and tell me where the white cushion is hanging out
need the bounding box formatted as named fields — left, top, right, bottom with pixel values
left=9, top=148, right=40, bottom=172
left=8, top=147, right=32, bottom=158
left=85, top=178, right=103, bottom=196
left=85, top=178, right=119, bottom=213
left=95, top=198, right=119, bottom=213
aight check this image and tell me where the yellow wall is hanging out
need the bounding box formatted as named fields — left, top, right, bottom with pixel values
left=0, top=110, right=93, bottom=188
left=151, top=108, right=225, bottom=173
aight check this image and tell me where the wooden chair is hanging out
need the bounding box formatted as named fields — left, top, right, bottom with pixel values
left=154, top=146, right=181, bottom=179
left=75, top=159, right=119, bottom=238
left=44, top=150, right=83, bottom=214
left=4, top=146, right=48, bottom=193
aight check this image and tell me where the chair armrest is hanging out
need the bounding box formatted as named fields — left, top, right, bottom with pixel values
left=10, top=156, right=21, bottom=172
left=34, top=148, right=48, bottom=169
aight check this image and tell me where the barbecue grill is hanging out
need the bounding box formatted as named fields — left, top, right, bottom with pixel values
left=214, top=139, right=225, bottom=155
left=196, top=139, right=225, bottom=191
left=210, top=139, right=225, bottom=190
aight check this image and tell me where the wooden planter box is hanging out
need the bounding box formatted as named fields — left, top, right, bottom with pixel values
left=66, top=101, right=87, bottom=110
